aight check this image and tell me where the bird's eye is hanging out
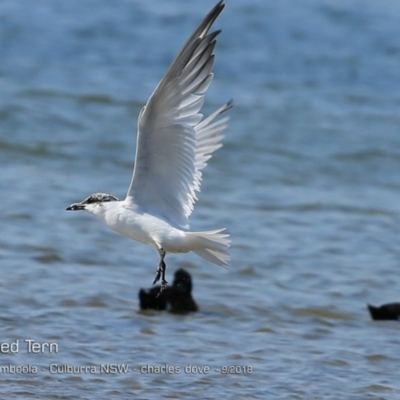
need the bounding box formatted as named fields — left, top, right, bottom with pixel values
left=84, top=196, right=98, bottom=204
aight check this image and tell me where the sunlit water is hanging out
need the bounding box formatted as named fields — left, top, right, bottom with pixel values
left=1, top=0, right=400, bottom=398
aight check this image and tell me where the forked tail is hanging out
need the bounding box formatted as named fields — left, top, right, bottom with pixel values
left=186, top=228, right=230, bottom=267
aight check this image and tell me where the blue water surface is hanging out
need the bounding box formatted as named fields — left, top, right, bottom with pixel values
left=1, top=0, right=400, bottom=398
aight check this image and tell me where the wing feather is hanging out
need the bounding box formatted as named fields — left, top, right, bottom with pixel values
left=126, top=1, right=231, bottom=229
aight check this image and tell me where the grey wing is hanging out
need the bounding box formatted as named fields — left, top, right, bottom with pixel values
left=126, top=1, right=232, bottom=229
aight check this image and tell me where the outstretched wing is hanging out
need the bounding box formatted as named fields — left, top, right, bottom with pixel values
left=126, top=1, right=231, bottom=229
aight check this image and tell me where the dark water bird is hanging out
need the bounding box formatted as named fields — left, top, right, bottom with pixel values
left=138, top=286, right=169, bottom=311
left=139, top=269, right=198, bottom=314
left=367, top=303, right=400, bottom=320
left=66, top=1, right=231, bottom=291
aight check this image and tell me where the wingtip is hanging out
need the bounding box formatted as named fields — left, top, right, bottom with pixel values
left=220, top=99, right=234, bottom=114
left=209, top=0, right=226, bottom=25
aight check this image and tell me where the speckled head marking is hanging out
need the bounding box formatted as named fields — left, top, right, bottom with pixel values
left=66, top=193, right=119, bottom=211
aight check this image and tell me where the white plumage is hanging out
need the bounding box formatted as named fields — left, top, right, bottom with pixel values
left=67, top=0, right=232, bottom=287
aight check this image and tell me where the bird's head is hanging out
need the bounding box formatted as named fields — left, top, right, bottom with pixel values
left=172, top=269, right=193, bottom=293
left=66, top=193, right=119, bottom=214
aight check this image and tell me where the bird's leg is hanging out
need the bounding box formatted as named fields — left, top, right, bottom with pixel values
left=153, top=248, right=168, bottom=295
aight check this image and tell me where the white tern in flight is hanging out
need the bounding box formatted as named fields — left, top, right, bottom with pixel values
left=67, top=1, right=232, bottom=290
